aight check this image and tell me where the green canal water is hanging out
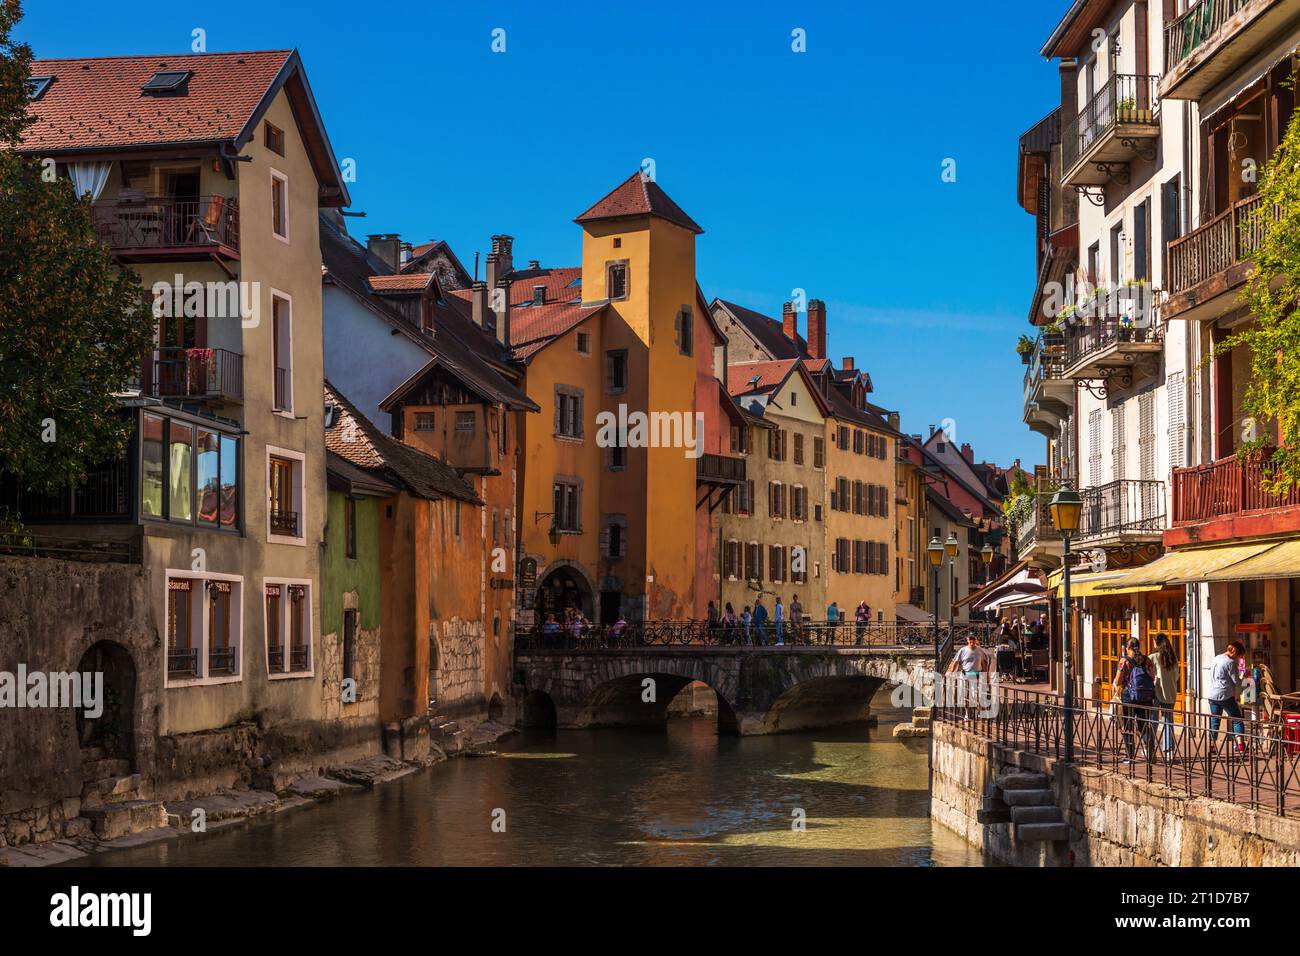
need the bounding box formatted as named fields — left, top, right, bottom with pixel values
left=82, top=689, right=986, bottom=866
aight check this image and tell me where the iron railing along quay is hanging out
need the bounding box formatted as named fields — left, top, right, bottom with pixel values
left=936, top=683, right=1300, bottom=818
left=1078, top=479, right=1166, bottom=539
left=1062, top=73, right=1159, bottom=174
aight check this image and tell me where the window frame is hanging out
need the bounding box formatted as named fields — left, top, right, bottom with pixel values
left=163, top=570, right=244, bottom=688
left=264, top=577, right=314, bottom=679
left=270, top=167, right=290, bottom=243
left=266, top=445, right=307, bottom=546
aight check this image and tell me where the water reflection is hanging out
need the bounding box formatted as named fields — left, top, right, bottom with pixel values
left=82, top=690, right=984, bottom=867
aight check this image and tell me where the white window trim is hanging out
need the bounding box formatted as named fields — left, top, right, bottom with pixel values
left=263, top=576, right=315, bottom=680
left=270, top=167, right=290, bottom=244
left=270, top=288, right=295, bottom=418
left=266, top=444, right=307, bottom=546
left=163, top=569, right=245, bottom=689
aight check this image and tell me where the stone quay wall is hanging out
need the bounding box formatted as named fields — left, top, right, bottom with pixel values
left=933, top=720, right=1300, bottom=867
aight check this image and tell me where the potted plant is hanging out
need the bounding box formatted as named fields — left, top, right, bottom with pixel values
left=1016, top=334, right=1036, bottom=364
left=1043, top=320, right=1065, bottom=349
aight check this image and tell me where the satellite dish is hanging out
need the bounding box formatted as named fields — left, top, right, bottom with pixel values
left=1089, top=549, right=1107, bottom=573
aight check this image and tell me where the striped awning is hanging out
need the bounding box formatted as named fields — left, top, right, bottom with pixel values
left=1094, top=542, right=1281, bottom=590
left=1198, top=538, right=1300, bottom=583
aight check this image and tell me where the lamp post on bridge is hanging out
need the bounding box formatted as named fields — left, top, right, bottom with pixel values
left=1050, top=486, right=1083, bottom=764
left=926, top=535, right=945, bottom=815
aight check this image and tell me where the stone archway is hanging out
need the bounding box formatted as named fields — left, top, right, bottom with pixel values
left=520, top=689, right=557, bottom=729
left=536, top=560, right=595, bottom=621
left=74, top=640, right=137, bottom=770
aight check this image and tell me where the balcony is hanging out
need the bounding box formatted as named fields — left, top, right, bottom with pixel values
left=146, top=348, right=243, bottom=405
left=270, top=509, right=300, bottom=537
left=92, top=195, right=240, bottom=262
left=1162, top=0, right=1300, bottom=101
left=696, top=452, right=745, bottom=485
left=1062, top=310, right=1163, bottom=383
left=1062, top=75, right=1160, bottom=187
left=1165, top=193, right=1278, bottom=320
left=1169, top=449, right=1300, bottom=544
left=1078, top=479, right=1166, bottom=544
left=1023, top=334, right=1072, bottom=438
left=1015, top=493, right=1064, bottom=564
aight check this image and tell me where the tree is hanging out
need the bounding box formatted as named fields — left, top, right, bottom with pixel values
left=0, top=0, right=155, bottom=497
left=1219, top=86, right=1300, bottom=494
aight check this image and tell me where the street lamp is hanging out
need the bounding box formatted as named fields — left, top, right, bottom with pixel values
left=944, top=533, right=959, bottom=634
left=980, top=542, right=994, bottom=585
left=1050, top=486, right=1083, bottom=763
left=926, top=534, right=945, bottom=816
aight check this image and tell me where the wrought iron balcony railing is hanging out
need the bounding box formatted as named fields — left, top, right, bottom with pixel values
left=1062, top=74, right=1160, bottom=178
left=270, top=509, right=300, bottom=537
left=92, top=195, right=239, bottom=254
left=1078, top=479, right=1166, bottom=540
left=148, top=347, right=243, bottom=404
left=168, top=648, right=199, bottom=678
left=208, top=646, right=238, bottom=676
left=1063, top=313, right=1163, bottom=370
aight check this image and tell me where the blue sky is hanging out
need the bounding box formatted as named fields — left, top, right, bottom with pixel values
left=18, top=0, right=1064, bottom=469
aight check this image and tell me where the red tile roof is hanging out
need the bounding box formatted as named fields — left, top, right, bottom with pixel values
left=22, top=51, right=292, bottom=152
left=575, top=172, right=703, bottom=234
left=727, top=360, right=797, bottom=396
left=511, top=302, right=606, bottom=359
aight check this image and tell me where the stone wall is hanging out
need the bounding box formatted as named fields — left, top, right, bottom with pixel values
left=934, top=721, right=1300, bottom=867
left=432, top=617, right=486, bottom=722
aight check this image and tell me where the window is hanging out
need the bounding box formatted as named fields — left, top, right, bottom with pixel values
left=141, top=70, right=192, bottom=94
left=837, top=426, right=849, bottom=451
left=609, top=444, right=627, bottom=470
left=534, top=285, right=547, bottom=306
left=791, top=485, right=807, bottom=521
left=606, top=350, right=628, bottom=393
left=414, top=412, right=436, bottom=431
left=555, top=388, right=584, bottom=439
left=1134, top=197, right=1151, bottom=283
left=264, top=121, right=285, bottom=156
left=736, top=479, right=754, bottom=516
left=607, top=261, right=628, bottom=300
left=745, top=542, right=764, bottom=582
left=455, top=411, right=476, bottom=434
left=267, top=448, right=304, bottom=541
left=1161, top=175, right=1182, bottom=276
left=552, top=481, right=581, bottom=532
left=853, top=430, right=865, bottom=454
left=813, top=436, right=825, bottom=469
left=454, top=500, right=461, bottom=536
left=27, top=75, right=54, bottom=100
left=770, top=545, right=786, bottom=583
left=676, top=307, right=693, bottom=356
left=166, top=573, right=243, bottom=685
left=1087, top=241, right=1101, bottom=286
left=168, top=420, right=193, bottom=522
left=272, top=293, right=293, bottom=412
left=769, top=481, right=785, bottom=518
left=603, top=518, right=626, bottom=559
left=271, top=170, right=289, bottom=241
left=1110, top=221, right=1124, bottom=286
left=612, top=237, right=622, bottom=249
left=576, top=331, right=591, bottom=355
left=1088, top=409, right=1102, bottom=486
left=767, top=428, right=787, bottom=461
left=793, top=433, right=804, bottom=466
left=265, top=581, right=312, bottom=677
left=724, top=540, right=741, bottom=578
left=345, top=496, right=357, bottom=559
left=730, top=424, right=752, bottom=455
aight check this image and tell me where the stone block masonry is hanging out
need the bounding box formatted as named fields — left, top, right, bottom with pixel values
left=933, top=720, right=1300, bottom=867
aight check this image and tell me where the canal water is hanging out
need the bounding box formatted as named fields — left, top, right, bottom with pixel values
left=83, top=689, right=985, bottom=866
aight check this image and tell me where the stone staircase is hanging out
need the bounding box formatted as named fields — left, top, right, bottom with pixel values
left=892, top=706, right=931, bottom=739
left=78, top=746, right=167, bottom=841
left=981, top=771, right=1069, bottom=843
left=429, top=716, right=465, bottom=755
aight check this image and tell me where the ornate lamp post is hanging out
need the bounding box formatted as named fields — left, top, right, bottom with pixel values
left=944, top=533, right=959, bottom=634
left=980, top=543, right=994, bottom=585
left=1050, top=486, right=1083, bottom=763
left=928, top=536, right=945, bottom=680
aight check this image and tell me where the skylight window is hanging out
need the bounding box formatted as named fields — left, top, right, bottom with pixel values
left=27, top=75, right=54, bottom=100
left=141, top=70, right=192, bottom=94
left=566, top=277, right=582, bottom=288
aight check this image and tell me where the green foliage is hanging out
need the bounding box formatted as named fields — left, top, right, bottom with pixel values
left=0, top=0, right=155, bottom=495
left=1015, top=333, right=1035, bottom=355
left=1216, top=98, right=1300, bottom=494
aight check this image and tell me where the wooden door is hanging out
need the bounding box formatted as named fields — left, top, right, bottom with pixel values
left=1144, top=589, right=1188, bottom=712
left=1095, top=597, right=1128, bottom=702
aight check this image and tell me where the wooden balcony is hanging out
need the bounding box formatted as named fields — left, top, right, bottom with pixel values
left=1171, top=449, right=1300, bottom=534
left=92, top=195, right=239, bottom=262
left=1077, top=479, right=1166, bottom=544
left=1162, top=0, right=1300, bottom=101
left=1062, top=312, right=1163, bottom=383
left=1062, top=75, right=1160, bottom=187
left=145, top=347, right=243, bottom=405
left=696, top=452, right=745, bottom=485
left=1165, top=194, right=1278, bottom=320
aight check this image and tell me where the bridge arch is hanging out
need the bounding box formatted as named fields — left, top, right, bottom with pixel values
left=577, top=672, right=739, bottom=733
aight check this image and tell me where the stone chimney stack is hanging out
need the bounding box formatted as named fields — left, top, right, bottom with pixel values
left=842, top=356, right=855, bottom=371
left=471, top=281, right=490, bottom=331
left=961, top=442, right=975, bottom=465
left=491, top=234, right=513, bottom=274
left=494, top=278, right=511, bottom=348
left=366, top=234, right=401, bottom=272
left=807, top=299, right=827, bottom=359
left=782, top=301, right=798, bottom=343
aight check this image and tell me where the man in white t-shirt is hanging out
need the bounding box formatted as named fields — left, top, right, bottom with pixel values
left=947, top=634, right=990, bottom=718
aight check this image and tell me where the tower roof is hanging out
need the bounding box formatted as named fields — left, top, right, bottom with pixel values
left=574, top=172, right=703, bottom=234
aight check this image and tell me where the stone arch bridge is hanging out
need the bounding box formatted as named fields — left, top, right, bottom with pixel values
left=514, top=646, right=935, bottom=735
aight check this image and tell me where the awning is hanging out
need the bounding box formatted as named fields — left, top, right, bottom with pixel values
left=895, top=602, right=933, bottom=624
left=1095, top=542, right=1280, bottom=590
left=1047, top=569, right=1163, bottom=599
left=988, top=590, right=1049, bottom=611
left=1198, top=538, right=1300, bottom=583
left=954, top=560, right=1031, bottom=610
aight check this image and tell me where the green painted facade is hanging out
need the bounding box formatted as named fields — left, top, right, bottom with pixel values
left=322, top=489, right=383, bottom=636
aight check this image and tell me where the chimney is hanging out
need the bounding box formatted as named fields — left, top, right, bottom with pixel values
left=366, top=234, right=401, bottom=272
left=527, top=259, right=541, bottom=270
left=782, top=301, right=798, bottom=343
left=807, top=299, right=826, bottom=359
left=961, top=442, right=975, bottom=464
left=491, top=234, right=514, bottom=276
left=400, top=242, right=413, bottom=266
left=494, top=278, right=511, bottom=347
left=471, top=280, right=490, bottom=331
left=842, top=356, right=854, bottom=371
left=888, top=411, right=901, bottom=432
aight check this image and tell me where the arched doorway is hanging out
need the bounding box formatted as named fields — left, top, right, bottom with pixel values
left=488, top=693, right=505, bottom=721
left=536, top=563, right=594, bottom=621
left=75, top=640, right=136, bottom=769
left=520, top=690, right=557, bottom=729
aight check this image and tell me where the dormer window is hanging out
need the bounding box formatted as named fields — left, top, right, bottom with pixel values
left=532, top=285, right=546, bottom=306
left=264, top=121, right=285, bottom=157
left=27, top=75, right=54, bottom=100
left=141, top=70, right=193, bottom=95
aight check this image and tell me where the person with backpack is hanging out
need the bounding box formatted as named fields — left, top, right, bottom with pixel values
left=1113, top=638, right=1157, bottom=763
left=1151, top=633, right=1179, bottom=761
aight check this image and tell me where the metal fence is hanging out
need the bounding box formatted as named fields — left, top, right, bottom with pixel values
left=515, top=619, right=998, bottom=652
left=936, top=684, right=1300, bottom=818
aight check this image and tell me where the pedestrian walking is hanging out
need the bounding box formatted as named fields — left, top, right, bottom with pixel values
left=773, top=596, right=785, bottom=646
left=1151, top=633, right=1179, bottom=761
left=1207, top=640, right=1247, bottom=754
left=721, top=602, right=738, bottom=645
left=946, top=633, right=990, bottom=719
left=742, top=605, right=753, bottom=645
left=752, top=598, right=768, bottom=647
left=854, top=601, right=869, bottom=646
left=707, top=599, right=719, bottom=644
left=789, top=594, right=803, bottom=645
left=826, top=600, right=840, bottom=645
left=1114, top=638, right=1157, bottom=763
